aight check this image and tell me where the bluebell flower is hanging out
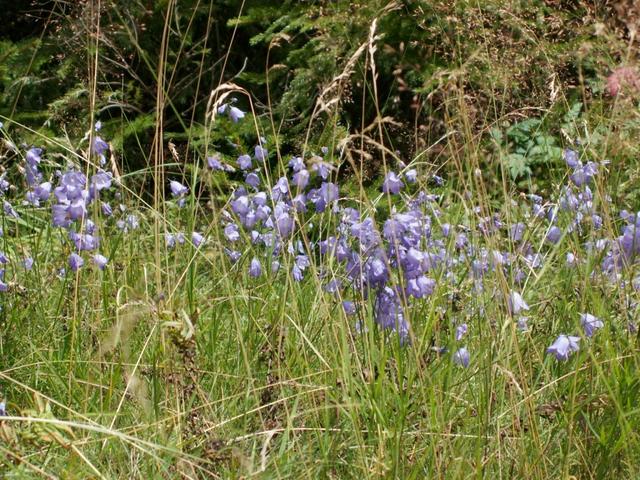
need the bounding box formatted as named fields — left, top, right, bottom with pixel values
left=271, top=177, right=289, bottom=202
left=508, top=291, right=529, bottom=315
left=324, top=279, right=341, bottom=294
left=218, top=101, right=245, bottom=122
left=342, top=301, right=357, bottom=315
left=453, top=347, right=470, bottom=367
left=292, top=169, right=310, bottom=189
left=165, top=233, right=177, bottom=248
left=0, top=174, right=10, bottom=194
left=93, top=254, right=108, bottom=270
left=101, top=202, right=113, bottom=216
left=192, top=231, right=205, bottom=247
left=69, top=252, right=84, bottom=272
left=207, top=155, right=224, bottom=170
left=169, top=180, right=188, bottom=198
left=92, top=136, right=109, bottom=166
left=547, top=335, right=580, bottom=361
left=25, top=147, right=43, bottom=186
left=229, top=106, right=245, bottom=123
left=3, top=201, right=19, bottom=218
left=237, top=154, right=252, bottom=170
left=516, top=317, right=529, bottom=332
left=254, top=145, right=268, bottom=162
left=405, top=275, right=435, bottom=298
left=249, top=257, right=262, bottom=278
left=455, top=323, right=468, bottom=341
left=580, top=313, right=604, bottom=337
left=311, top=161, right=333, bottom=179
left=374, top=286, right=409, bottom=342
left=245, top=172, right=260, bottom=188
left=405, top=169, right=417, bottom=183
left=382, top=172, right=403, bottom=194
left=70, top=232, right=99, bottom=251
left=224, top=223, right=240, bottom=242
left=90, top=170, right=112, bottom=196
left=288, top=156, right=304, bottom=172
left=510, top=223, right=525, bottom=242
left=224, top=248, right=241, bottom=263
left=545, top=226, right=562, bottom=244
left=126, top=214, right=140, bottom=230
left=563, top=149, right=579, bottom=169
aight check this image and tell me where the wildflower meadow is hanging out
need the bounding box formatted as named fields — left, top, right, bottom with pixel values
left=1, top=1, right=640, bottom=478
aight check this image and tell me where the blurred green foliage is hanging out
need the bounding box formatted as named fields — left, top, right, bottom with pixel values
left=0, top=1, right=634, bottom=184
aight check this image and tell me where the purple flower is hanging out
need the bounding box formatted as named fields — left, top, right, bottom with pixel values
left=254, top=145, right=268, bottom=162
left=237, top=154, right=252, bottom=170
left=229, top=106, right=245, bottom=123
left=510, top=223, right=525, bottom=242
left=3, top=201, right=19, bottom=218
left=508, top=291, right=529, bottom=315
left=22, top=257, right=34, bottom=270
left=0, top=174, right=10, bottom=194
left=249, top=257, right=262, bottom=278
left=517, top=317, right=529, bottom=332
left=192, top=231, right=205, bottom=247
left=101, top=202, right=113, bottom=216
left=324, top=279, right=342, bottom=294
left=91, top=170, right=112, bottom=194
left=224, top=223, right=240, bottom=242
left=218, top=101, right=245, bottom=122
left=405, top=275, right=435, bottom=298
left=26, top=147, right=42, bottom=166
left=545, top=226, right=562, bottom=245
left=547, top=335, right=580, bottom=361
left=69, top=252, right=84, bottom=272
left=310, top=161, right=331, bottom=179
left=25, top=148, right=43, bottom=186
left=126, top=214, right=139, bottom=230
left=271, top=177, right=289, bottom=202
left=245, top=172, right=260, bottom=188
left=288, top=156, right=304, bottom=172
left=374, top=286, right=409, bottom=342
left=570, top=162, right=597, bottom=187
left=292, top=169, right=310, bottom=189
left=563, top=149, right=580, bottom=169
left=93, top=254, right=108, bottom=270
left=405, top=169, right=417, bottom=183
left=70, top=232, right=99, bottom=251
left=455, top=323, right=468, bottom=341
left=165, top=233, right=177, bottom=248
left=453, top=347, right=470, bottom=367
left=92, top=136, right=109, bottom=165
left=224, top=248, right=241, bottom=263
left=207, top=155, right=223, bottom=170
left=382, top=172, right=403, bottom=194
left=169, top=180, right=188, bottom=198
left=580, top=313, right=603, bottom=337
left=342, top=301, right=357, bottom=315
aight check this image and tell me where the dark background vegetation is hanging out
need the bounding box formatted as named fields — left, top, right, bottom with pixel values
left=1, top=1, right=639, bottom=192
